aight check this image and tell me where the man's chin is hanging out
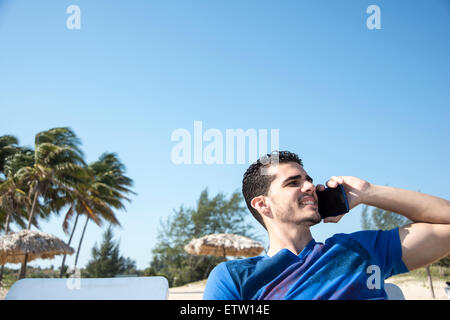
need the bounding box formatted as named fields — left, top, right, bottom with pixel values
left=293, top=211, right=321, bottom=227
left=283, top=208, right=321, bottom=226
left=303, top=211, right=321, bottom=226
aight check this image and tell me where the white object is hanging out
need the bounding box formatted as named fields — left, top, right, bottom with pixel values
left=384, top=283, right=405, bottom=300
left=444, top=283, right=450, bottom=299
left=5, top=276, right=169, bottom=300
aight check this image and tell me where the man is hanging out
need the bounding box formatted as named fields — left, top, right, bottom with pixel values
left=203, top=151, right=450, bottom=300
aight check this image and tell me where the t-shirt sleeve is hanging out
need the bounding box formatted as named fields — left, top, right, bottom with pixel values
left=349, top=228, right=409, bottom=279
left=203, top=262, right=241, bottom=300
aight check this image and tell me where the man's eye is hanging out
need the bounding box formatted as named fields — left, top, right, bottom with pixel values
left=289, top=181, right=299, bottom=186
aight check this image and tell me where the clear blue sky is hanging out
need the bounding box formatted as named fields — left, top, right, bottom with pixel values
left=1, top=0, right=449, bottom=270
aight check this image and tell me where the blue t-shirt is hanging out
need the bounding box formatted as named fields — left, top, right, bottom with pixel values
left=203, top=228, right=409, bottom=300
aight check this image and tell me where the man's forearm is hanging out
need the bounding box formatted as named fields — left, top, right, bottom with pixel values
left=362, top=184, right=450, bottom=224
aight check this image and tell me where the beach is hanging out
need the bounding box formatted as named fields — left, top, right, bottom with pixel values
left=1, top=277, right=448, bottom=300
left=167, top=277, right=450, bottom=300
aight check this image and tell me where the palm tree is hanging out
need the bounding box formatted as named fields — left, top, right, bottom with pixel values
left=0, top=135, right=20, bottom=235
left=0, top=148, right=34, bottom=285
left=0, top=135, right=19, bottom=179
left=0, top=148, right=35, bottom=231
left=70, top=152, right=134, bottom=271
left=0, top=135, right=20, bottom=227
left=15, top=127, right=87, bottom=279
left=0, top=137, right=28, bottom=286
left=58, top=176, right=119, bottom=277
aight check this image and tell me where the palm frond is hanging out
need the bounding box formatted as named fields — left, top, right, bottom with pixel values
left=35, top=127, right=83, bottom=158
left=62, top=204, right=75, bottom=234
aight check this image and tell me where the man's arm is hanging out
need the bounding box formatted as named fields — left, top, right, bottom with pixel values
left=398, top=223, right=450, bottom=271
left=323, top=176, right=450, bottom=271
left=362, top=184, right=450, bottom=224
left=362, top=184, right=450, bottom=271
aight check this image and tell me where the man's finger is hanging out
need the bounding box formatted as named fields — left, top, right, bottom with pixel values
left=331, top=176, right=344, bottom=184
left=316, top=184, right=326, bottom=191
left=326, top=180, right=339, bottom=188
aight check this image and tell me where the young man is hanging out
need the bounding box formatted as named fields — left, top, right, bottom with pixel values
left=203, top=151, right=450, bottom=300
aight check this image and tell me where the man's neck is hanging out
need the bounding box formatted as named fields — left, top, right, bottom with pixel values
left=266, top=224, right=313, bottom=257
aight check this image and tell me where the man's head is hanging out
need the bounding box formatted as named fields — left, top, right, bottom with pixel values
left=242, top=151, right=321, bottom=230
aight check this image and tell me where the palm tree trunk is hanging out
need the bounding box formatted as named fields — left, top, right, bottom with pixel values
left=74, top=215, right=89, bottom=268
left=26, top=189, right=39, bottom=230
left=0, top=262, right=4, bottom=287
left=18, top=254, right=29, bottom=280
left=18, top=190, right=39, bottom=280
left=3, top=212, right=11, bottom=233
left=426, top=265, right=435, bottom=299
left=59, top=212, right=80, bottom=278
left=0, top=212, right=11, bottom=286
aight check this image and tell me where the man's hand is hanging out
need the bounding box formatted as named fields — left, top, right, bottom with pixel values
left=318, top=178, right=450, bottom=270
left=318, top=176, right=371, bottom=223
left=360, top=183, right=450, bottom=270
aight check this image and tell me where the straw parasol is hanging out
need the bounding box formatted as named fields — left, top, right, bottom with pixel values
left=0, top=230, right=75, bottom=265
left=184, top=233, right=264, bottom=258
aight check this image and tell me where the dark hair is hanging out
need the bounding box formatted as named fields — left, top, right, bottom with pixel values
left=242, top=151, right=303, bottom=229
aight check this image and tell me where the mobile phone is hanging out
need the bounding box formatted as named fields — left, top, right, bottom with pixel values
left=316, top=184, right=350, bottom=218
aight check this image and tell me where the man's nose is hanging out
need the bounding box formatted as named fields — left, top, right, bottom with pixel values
left=301, top=181, right=315, bottom=194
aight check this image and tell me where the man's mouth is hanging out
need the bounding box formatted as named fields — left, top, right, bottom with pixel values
left=298, top=196, right=317, bottom=207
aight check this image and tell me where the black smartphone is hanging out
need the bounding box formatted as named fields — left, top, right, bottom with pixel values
left=316, top=184, right=350, bottom=219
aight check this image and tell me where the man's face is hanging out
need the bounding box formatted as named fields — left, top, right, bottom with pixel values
left=265, top=162, right=321, bottom=227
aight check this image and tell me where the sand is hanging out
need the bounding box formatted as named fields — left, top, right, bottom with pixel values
left=1, top=277, right=448, bottom=300
left=168, top=280, right=207, bottom=300
left=385, top=277, right=449, bottom=300
left=168, top=277, right=450, bottom=300
left=0, top=288, right=7, bottom=300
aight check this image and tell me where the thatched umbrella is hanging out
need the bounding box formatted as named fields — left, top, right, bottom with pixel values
left=184, top=233, right=264, bottom=258
left=0, top=230, right=75, bottom=265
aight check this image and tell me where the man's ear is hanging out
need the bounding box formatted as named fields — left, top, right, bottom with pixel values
left=251, top=195, right=272, bottom=219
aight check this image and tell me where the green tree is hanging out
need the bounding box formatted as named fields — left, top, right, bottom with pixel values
left=59, top=152, right=134, bottom=277
left=0, top=134, right=24, bottom=233
left=148, top=189, right=259, bottom=287
left=69, top=152, right=134, bottom=273
left=0, top=147, right=34, bottom=234
left=0, top=138, right=25, bottom=285
left=84, top=226, right=136, bottom=278
left=434, top=256, right=450, bottom=268
left=0, top=145, right=48, bottom=285
left=15, top=127, right=87, bottom=279
left=360, top=204, right=412, bottom=231
left=0, top=135, right=19, bottom=179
